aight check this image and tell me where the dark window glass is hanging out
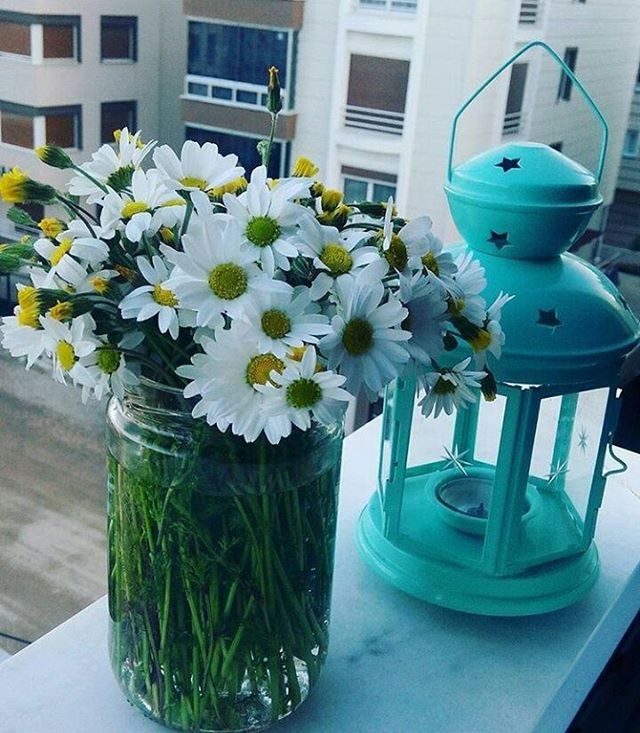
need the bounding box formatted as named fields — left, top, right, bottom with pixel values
left=101, top=16, right=137, bottom=61
left=46, top=108, right=80, bottom=148
left=0, top=21, right=30, bottom=55
left=101, top=101, right=137, bottom=144
left=236, top=90, right=258, bottom=105
left=212, top=87, right=232, bottom=100
left=15, top=202, right=44, bottom=233
left=185, top=126, right=286, bottom=179
left=43, top=24, right=76, bottom=59
left=505, top=63, right=528, bottom=115
left=344, top=178, right=367, bottom=201
left=549, top=141, right=563, bottom=152
left=187, top=82, right=207, bottom=96
left=347, top=55, right=410, bottom=113
left=188, top=22, right=288, bottom=88
left=558, top=47, right=578, bottom=101
left=372, top=182, right=396, bottom=201
left=1, top=111, right=33, bottom=147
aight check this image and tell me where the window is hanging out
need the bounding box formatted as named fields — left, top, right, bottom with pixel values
left=342, top=167, right=397, bottom=202
left=345, top=55, right=409, bottom=135
left=187, top=22, right=296, bottom=110
left=358, top=0, right=418, bottom=12
left=558, top=48, right=578, bottom=101
left=623, top=129, right=639, bottom=158
left=503, top=62, right=528, bottom=135
left=101, top=101, right=137, bottom=144
left=45, top=106, right=82, bottom=148
left=0, top=14, right=80, bottom=62
left=43, top=22, right=79, bottom=60
left=14, top=203, right=44, bottom=233
left=1, top=110, right=33, bottom=148
left=185, top=125, right=289, bottom=179
left=0, top=21, right=31, bottom=56
left=101, top=16, right=137, bottom=62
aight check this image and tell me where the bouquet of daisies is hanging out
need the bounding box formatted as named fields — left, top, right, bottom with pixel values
left=0, top=133, right=507, bottom=441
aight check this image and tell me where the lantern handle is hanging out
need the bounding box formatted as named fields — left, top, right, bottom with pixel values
left=447, top=40, right=609, bottom=183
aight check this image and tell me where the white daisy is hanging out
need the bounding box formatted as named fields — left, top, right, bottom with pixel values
left=81, top=345, right=139, bottom=402
left=295, top=216, right=379, bottom=300
left=177, top=325, right=292, bottom=444
left=119, top=256, right=181, bottom=339
left=223, top=165, right=313, bottom=275
left=418, top=234, right=457, bottom=292
left=68, top=128, right=155, bottom=203
left=398, top=271, right=448, bottom=366
left=100, top=168, right=184, bottom=243
left=448, top=251, right=487, bottom=327
left=380, top=199, right=438, bottom=275
left=257, top=346, right=350, bottom=431
left=318, top=260, right=411, bottom=400
left=0, top=285, right=48, bottom=367
left=418, top=358, right=485, bottom=418
left=473, top=291, right=514, bottom=368
left=153, top=139, right=244, bottom=194
left=34, top=231, right=107, bottom=287
left=39, top=314, right=98, bottom=386
left=240, top=285, right=331, bottom=357
left=163, top=216, right=285, bottom=329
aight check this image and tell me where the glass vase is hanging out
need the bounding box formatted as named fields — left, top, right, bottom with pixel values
left=106, top=379, right=344, bottom=732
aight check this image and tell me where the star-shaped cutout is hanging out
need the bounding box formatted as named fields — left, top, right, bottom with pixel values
left=487, top=231, right=510, bottom=249
left=578, top=427, right=588, bottom=454
left=441, top=446, right=471, bottom=476
left=545, top=459, right=569, bottom=488
left=537, top=308, right=562, bottom=328
left=495, top=157, right=521, bottom=172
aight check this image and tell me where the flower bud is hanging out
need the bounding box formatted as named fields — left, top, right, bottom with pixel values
left=267, top=66, right=283, bottom=116
left=35, top=145, right=74, bottom=170
left=0, top=168, right=56, bottom=204
left=292, top=157, right=319, bottom=178
left=321, top=188, right=343, bottom=212
left=38, top=217, right=66, bottom=238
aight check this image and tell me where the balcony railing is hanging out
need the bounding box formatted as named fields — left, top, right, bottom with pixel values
left=502, top=111, right=523, bottom=136
left=183, top=75, right=287, bottom=110
left=344, top=105, right=405, bottom=135
left=358, top=0, right=418, bottom=12
left=519, top=0, right=540, bottom=24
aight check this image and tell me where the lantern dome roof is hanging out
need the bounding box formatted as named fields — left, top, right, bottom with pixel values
left=444, top=143, right=603, bottom=259
left=469, top=248, right=640, bottom=385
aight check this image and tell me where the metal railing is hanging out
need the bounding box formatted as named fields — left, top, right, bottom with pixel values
left=345, top=105, right=404, bottom=135
left=502, top=110, right=523, bottom=135
left=519, top=0, right=540, bottom=24
left=358, top=0, right=418, bottom=12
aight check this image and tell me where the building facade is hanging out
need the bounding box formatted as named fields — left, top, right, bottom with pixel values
left=180, top=0, right=640, bottom=242
left=0, top=0, right=185, bottom=233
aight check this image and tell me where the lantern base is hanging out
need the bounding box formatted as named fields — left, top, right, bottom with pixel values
left=356, top=493, right=599, bottom=617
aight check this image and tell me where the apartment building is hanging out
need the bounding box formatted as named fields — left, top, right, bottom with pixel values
left=0, top=0, right=185, bottom=231
left=181, top=0, right=640, bottom=241
left=603, top=61, right=640, bottom=251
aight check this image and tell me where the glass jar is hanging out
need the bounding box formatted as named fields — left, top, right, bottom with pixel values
left=106, top=379, right=344, bottom=732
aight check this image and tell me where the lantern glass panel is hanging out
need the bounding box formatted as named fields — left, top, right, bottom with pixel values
left=406, top=399, right=457, bottom=470
left=473, top=394, right=508, bottom=466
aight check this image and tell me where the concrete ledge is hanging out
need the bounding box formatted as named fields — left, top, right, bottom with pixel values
left=184, top=0, right=304, bottom=30
left=182, top=99, right=297, bottom=140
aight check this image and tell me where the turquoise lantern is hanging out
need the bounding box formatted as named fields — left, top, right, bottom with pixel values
left=356, top=42, right=640, bottom=616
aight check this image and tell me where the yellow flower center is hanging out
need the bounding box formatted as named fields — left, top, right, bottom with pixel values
left=209, top=177, right=248, bottom=198
left=179, top=176, right=208, bottom=190
left=17, top=286, right=41, bottom=328
left=246, top=353, right=284, bottom=387
left=158, top=226, right=175, bottom=245
left=97, top=347, right=121, bottom=374
left=56, top=341, right=76, bottom=371
left=470, top=328, right=492, bottom=353
left=152, top=283, right=179, bottom=307
left=208, top=263, right=248, bottom=300
left=38, top=217, right=64, bottom=238
left=286, top=378, right=322, bottom=409
left=320, top=243, right=353, bottom=276
left=245, top=216, right=281, bottom=248
left=160, top=198, right=187, bottom=208
left=342, top=317, right=374, bottom=356
left=121, top=201, right=149, bottom=220
left=383, top=234, right=408, bottom=272
left=48, top=301, right=73, bottom=321
left=0, top=167, right=29, bottom=204
left=261, top=309, right=291, bottom=339
left=50, top=238, right=73, bottom=266
left=91, top=276, right=110, bottom=294
left=421, top=251, right=440, bottom=276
